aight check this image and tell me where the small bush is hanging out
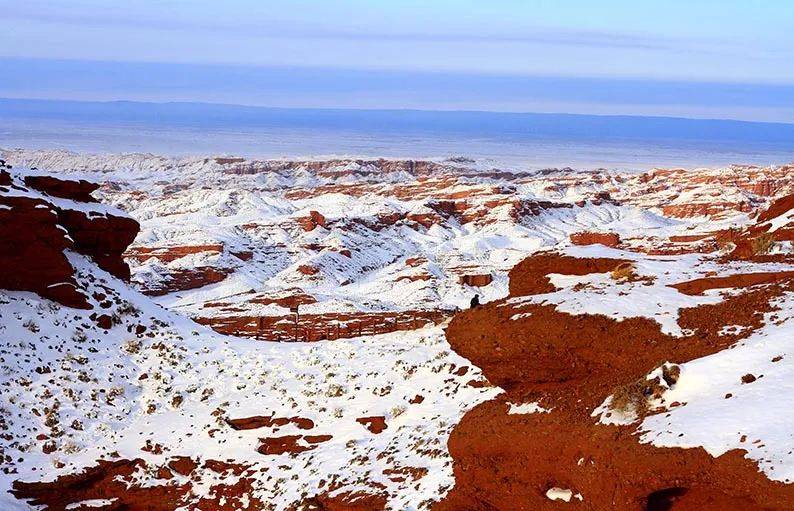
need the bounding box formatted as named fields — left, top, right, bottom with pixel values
left=611, top=380, right=649, bottom=416
left=23, top=319, right=39, bottom=333
left=610, top=262, right=636, bottom=281
left=751, top=233, right=775, bottom=255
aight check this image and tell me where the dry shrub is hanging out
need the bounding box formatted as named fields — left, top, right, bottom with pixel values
left=610, top=262, right=636, bottom=281
left=716, top=237, right=734, bottom=253
left=751, top=233, right=775, bottom=255
left=611, top=380, right=649, bottom=416
left=611, top=364, right=680, bottom=416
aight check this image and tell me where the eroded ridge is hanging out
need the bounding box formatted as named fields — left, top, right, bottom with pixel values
left=437, top=243, right=794, bottom=510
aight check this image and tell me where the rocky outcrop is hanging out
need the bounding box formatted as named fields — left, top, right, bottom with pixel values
left=570, top=231, right=621, bottom=248
left=458, top=274, right=493, bottom=287
left=724, top=192, right=794, bottom=261
left=125, top=244, right=224, bottom=263
left=56, top=207, right=139, bottom=280
left=0, top=194, right=88, bottom=308
left=196, top=309, right=451, bottom=341
left=0, top=165, right=139, bottom=307
left=299, top=210, right=327, bottom=232
left=356, top=416, right=388, bottom=434
left=24, top=175, right=100, bottom=202
left=11, top=458, right=262, bottom=511
left=142, top=267, right=231, bottom=296
left=508, top=252, right=627, bottom=296
left=436, top=253, right=794, bottom=510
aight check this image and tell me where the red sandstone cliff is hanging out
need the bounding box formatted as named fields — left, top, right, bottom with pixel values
left=0, top=164, right=139, bottom=308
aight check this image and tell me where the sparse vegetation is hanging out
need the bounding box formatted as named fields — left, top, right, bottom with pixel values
left=610, top=262, right=636, bottom=281
left=610, top=364, right=680, bottom=417
left=751, top=233, right=776, bottom=255
left=610, top=380, right=650, bottom=416
left=22, top=319, right=39, bottom=333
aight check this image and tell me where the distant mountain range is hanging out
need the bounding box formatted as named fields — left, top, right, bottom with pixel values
left=3, top=97, right=794, bottom=144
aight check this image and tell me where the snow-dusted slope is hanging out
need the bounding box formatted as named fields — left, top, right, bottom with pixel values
left=0, top=253, right=497, bottom=511
left=7, top=148, right=789, bottom=344
left=2, top=150, right=794, bottom=510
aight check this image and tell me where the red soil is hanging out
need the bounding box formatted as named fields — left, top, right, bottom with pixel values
left=435, top=252, right=794, bottom=510
left=508, top=252, right=627, bottom=296
left=297, top=490, right=388, bottom=511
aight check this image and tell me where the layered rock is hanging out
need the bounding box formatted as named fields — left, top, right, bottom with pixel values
left=570, top=231, right=621, bottom=248
left=0, top=165, right=139, bottom=307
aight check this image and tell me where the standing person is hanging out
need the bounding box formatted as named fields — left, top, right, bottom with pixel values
left=470, top=294, right=480, bottom=309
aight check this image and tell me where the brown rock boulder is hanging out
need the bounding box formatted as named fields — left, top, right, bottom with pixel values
left=459, top=274, right=493, bottom=287
left=24, top=175, right=100, bottom=203
left=0, top=195, right=89, bottom=308
left=570, top=231, right=621, bottom=248
left=0, top=170, right=140, bottom=308
left=299, top=210, right=327, bottom=231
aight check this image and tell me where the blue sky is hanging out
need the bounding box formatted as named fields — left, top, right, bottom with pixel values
left=2, top=1, right=794, bottom=121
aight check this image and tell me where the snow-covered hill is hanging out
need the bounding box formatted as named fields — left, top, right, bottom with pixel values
left=1, top=151, right=793, bottom=510
left=4, top=149, right=791, bottom=343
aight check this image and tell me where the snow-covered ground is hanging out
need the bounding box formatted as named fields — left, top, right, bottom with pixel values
left=640, top=290, right=794, bottom=483
left=0, top=253, right=498, bottom=510
left=2, top=150, right=793, bottom=508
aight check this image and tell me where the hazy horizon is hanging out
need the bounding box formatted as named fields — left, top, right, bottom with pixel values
left=3, top=97, right=794, bottom=170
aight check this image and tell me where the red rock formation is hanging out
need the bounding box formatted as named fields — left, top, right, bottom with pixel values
left=722, top=192, right=794, bottom=261
left=257, top=434, right=332, bottom=455
left=196, top=309, right=451, bottom=341
left=508, top=252, right=627, bottom=296
left=405, top=257, right=426, bottom=267
left=0, top=195, right=89, bottom=308
left=434, top=254, right=794, bottom=510
left=248, top=293, right=318, bottom=309
left=356, top=416, right=388, bottom=434
left=24, top=175, right=100, bottom=202
left=226, top=415, right=315, bottom=431
left=570, top=231, right=621, bottom=248
left=757, top=192, right=794, bottom=224
left=298, top=264, right=321, bottom=276
left=11, top=458, right=263, bottom=511
left=0, top=168, right=139, bottom=307
left=299, top=210, right=327, bottom=231
left=56, top=208, right=139, bottom=280
left=143, top=267, right=231, bottom=296
left=671, top=271, right=794, bottom=296
left=231, top=250, right=254, bottom=261
left=662, top=201, right=754, bottom=219
left=458, top=274, right=493, bottom=287
left=126, top=244, right=224, bottom=263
